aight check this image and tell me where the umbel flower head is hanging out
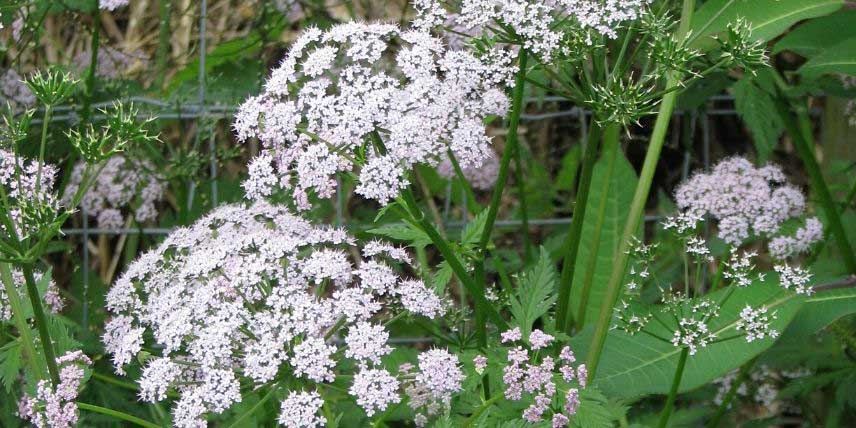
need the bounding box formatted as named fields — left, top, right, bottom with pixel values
left=674, top=156, right=822, bottom=258
left=235, top=22, right=513, bottom=209
left=103, top=201, right=446, bottom=427
left=17, top=351, right=91, bottom=428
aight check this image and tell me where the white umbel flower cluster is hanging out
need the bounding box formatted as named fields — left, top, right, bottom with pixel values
left=103, top=201, right=446, bottom=427
left=235, top=22, right=513, bottom=209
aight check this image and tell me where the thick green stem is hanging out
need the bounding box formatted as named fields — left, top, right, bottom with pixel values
left=0, top=263, right=47, bottom=381
left=477, top=49, right=528, bottom=252
left=512, top=138, right=532, bottom=262
left=772, top=94, right=856, bottom=274
left=462, top=394, right=504, bottom=427
left=556, top=122, right=604, bottom=332
left=21, top=264, right=59, bottom=385
left=587, top=0, right=695, bottom=378
left=80, top=1, right=101, bottom=127
left=78, top=403, right=161, bottom=428
left=575, top=124, right=620, bottom=330
left=35, top=105, right=52, bottom=194
left=470, top=49, right=527, bottom=347
left=707, top=358, right=755, bottom=428
left=657, top=348, right=689, bottom=428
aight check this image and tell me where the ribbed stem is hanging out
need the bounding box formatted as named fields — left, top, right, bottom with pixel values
left=556, top=121, right=604, bottom=332
left=657, top=348, right=689, bottom=428
left=0, top=263, right=47, bottom=381
left=22, top=264, right=59, bottom=385
left=78, top=403, right=161, bottom=428
left=586, top=0, right=695, bottom=378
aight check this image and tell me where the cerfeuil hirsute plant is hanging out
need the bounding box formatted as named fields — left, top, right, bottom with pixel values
left=0, top=67, right=156, bottom=427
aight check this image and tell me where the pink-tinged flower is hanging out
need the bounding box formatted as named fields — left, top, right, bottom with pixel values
left=18, top=351, right=91, bottom=428
left=501, top=327, right=522, bottom=343
left=349, top=368, right=401, bottom=416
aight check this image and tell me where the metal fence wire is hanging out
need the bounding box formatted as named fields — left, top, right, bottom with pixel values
left=50, top=3, right=823, bottom=341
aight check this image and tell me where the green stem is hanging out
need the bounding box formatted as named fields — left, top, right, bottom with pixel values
left=477, top=49, right=528, bottom=252
left=772, top=92, right=856, bottom=274
left=556, top=121, right=604, bottom=333
left=35, top=105, right=52, bottom=194
left=80, top=1, right=101, bottom=127
left=512, top=136, right=532, bottom=262
left=0, top=263, right=47, bottom=381
left=22, top=264, right=59, bottom=385
left=575, top=124, right=620, bottom=330
left=587, top=0, right=696, bottom=379
left=78, top=403, right=161, bottom=428
left=707, top=358, right=755, bottom=428
left=462, top=394, right=504, bottom=427
left=469, top=48, right=528, bottom=348
left=657, top=348, right=689, bottom=428
left=400, top=189, right=507, bottom=331
left=227, top=386, right=277, bottom=428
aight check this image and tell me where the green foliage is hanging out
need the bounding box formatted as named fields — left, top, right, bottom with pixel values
left=732, top=72, right=783, bottom=162
left=692, top=0, right=844, bottom=46
left=367, top=222, right=432, bottom=249
left=0, top=339, right=22, bottom=393
left=774, top=9, right=856, bottom=57
left=570, top=146, right=638, bottom=327
left=509, top=247, right=557, bottom=339
left=572, top=279, right=806, bottom=398
left=798, top=36, right=856, bottom=80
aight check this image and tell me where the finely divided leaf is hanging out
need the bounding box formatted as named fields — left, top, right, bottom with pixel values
left=509, top=247, right=558, bottom=338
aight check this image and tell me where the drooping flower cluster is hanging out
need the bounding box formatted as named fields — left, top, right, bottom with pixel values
left=674, top=157, right=822, bottom=255
left=235, top=22, right=513, bottom=209
left=436, top=151, right=499, bottom=191
left=103, top=201, right=446, bottom=427
left=0, top=267, right=64, bottom=321
left=17, top=351, right=91, bottom=428
left=400, top=348, right=465, bottom=427
left=62, top=156, right=164, bottom=229
left=499, top=328, right=586, bottom=426
left=0, top=148, right=61, bottom=238
left=1, top=69, right=36, bottom=109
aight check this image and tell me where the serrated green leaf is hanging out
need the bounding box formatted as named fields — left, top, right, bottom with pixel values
left=461, top=209, right=489, bottom=248
left=571, top=388, right=615, bottom=428
left=367, top=223, right=432, bottom=249
left=732, top=75, right=783, bottom=162
left=0, top=340, right=22, bottom=393
left=778, top=285, right=856, bottom=341
left=509, top=247, right=558, bottom=339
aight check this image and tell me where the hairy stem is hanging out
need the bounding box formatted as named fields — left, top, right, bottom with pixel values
left=657, top=348, right=689, bottom=428
left=556, top=122, right=604, bottom=332
left=21, top=264, right=59, bottom=385
left=78, top=403, right=161, bottom=428
left=586, top=0, right=696, bottom=378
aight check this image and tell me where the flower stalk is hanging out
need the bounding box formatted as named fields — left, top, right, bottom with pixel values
left=657, top=347, right=689, bottom=428
left=77, top=402, right=161, bottom=428
left=22, top=264, right=60, bottom=385
left=0, top=263, right=48, bottom=381
left=587, top=0, right=696, bottom=378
